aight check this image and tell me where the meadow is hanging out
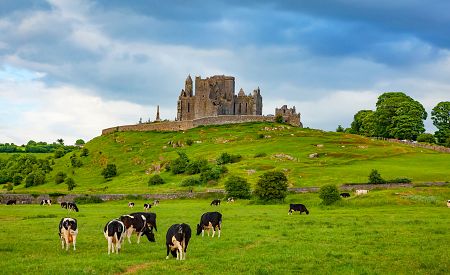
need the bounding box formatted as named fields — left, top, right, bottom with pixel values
left=1, top=187, right=449, bottom=274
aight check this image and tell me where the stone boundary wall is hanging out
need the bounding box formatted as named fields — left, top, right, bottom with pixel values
left=102, top=115, right=278, bottom=135
left=375, top=137, right=450, bottom=153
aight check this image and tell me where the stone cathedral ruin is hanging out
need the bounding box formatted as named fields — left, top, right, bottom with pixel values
left=102, top=75, right=301, bottom=135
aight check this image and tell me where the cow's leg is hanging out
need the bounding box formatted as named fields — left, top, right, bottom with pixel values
left=126, top=228, right=133, bottom=244
left=218, top=225, right=221, bottom=238
left=108, top=237, right=112, bottom=254
left=72, top=235, right=76, bottom=250
left=60, top=237, right=65, bottom=249
left=64, top=236, right=70, bottom=251
left=212, top=228, right=215, bottom=238
left=166, top=245, right=170, bottom=260
left=201, top=229, right=204, bottom=237
left=137, top=232, right=142, bottom=244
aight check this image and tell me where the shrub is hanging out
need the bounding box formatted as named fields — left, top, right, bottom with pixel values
left=254, top=171, right=288, bottom=202
left=70, top=154, right=82, bottom=168
left=12, top=174, right=23, bottom=186
left=102, top=164, right=117, bottom=179
left=275, top=114, right=284, bottom=123
left=199, top=165, right=227, bottom=184
left=54, top=148, right=65, bottom=159
left=257, top=133, right=265, bottom=139
left=170, top=152, right=189, bottom=174
left=185, top=159, right=208, bottom=175
left=49, top=192, right=66, bottom=198
left=417, top=133, right=436, bottom=143
left=336, top=125, right=344, bottom=132
left=3, top=182, right=13, bottom=191
left=180, top=177, right=202, bottom=187
left=65, top=177, right=76, bottom=191
left=148, top=174, right=165, bottom=186
left=25, top=173, right=35, bottom=188
left=216, top=152, right=242, bottom=165
left=225, top=176, right=251, bottom=199
left=80, top=148, right=89, bottom=157
left=319, top=184, right=341, bottom=205
left=74, top=195, right=103, bottom=204
left=186, top=139, right=194, bottom=146
left=368, top=169, right=385, bottom=184
left=55, top=172, right=67, bottom=184
left=33, top=171, right=45, bottom=186
left=386, top=178, right=412, bottom=184
left=254, top=152, right=267, bottom=158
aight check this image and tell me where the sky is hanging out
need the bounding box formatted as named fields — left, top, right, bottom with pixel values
left=1, top=0, right=449, bottom=145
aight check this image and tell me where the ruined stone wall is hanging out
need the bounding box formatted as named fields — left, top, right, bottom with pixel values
left=102, top=121, right=194, bottom=135
left=192, top=115, right=275, bottom=127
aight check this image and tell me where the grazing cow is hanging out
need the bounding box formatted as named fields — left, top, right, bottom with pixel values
left=340, top=192, right=351, bottom=198
left=130, top=212, right=158, bottom=233
left=67, top=202, right=79, bottom=212
left=447, top=200, right=450, bottom=208
left=40, top=199, right=52, bottom=206
left=103, top=219, right=126, bottom=254
left=120, top=213, right=155, bottom=244
left=6, top=199, right=16, bottom=205
left=60, top=202, right=68, bottom=209
left=128, top=202, right=135, bottom=208
left=166, top=223, right=191, bottom=260
left=58, top=217, right=78, bottom=251
left=227, top=197, right=235, bottom=203
left=355, top=189, right=369, bottom=195
left=153, top=200, right=160, bottom=206
left=210, top=199, right=221, bottom=206
left=144, top=203, right=152, bottom=211
left=288, top=204, right=309, bottom=215
left=197, top=212, right=222, bottom=238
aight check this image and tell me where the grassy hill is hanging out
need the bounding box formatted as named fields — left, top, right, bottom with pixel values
left=5, top=122, right=450, bottom=194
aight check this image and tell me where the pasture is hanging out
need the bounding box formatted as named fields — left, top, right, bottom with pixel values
left=0, top=187, right=449, bottom=274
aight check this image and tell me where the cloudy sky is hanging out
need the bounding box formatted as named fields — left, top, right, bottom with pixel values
left=1, top=0, right=449, bottom=145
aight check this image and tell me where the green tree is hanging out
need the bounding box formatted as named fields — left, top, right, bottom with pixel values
left=350, top=110, right=375, bottom=135
left=54, top=148, right=65, bottom=159
left=65, top=177, right=76, bottom=191
left=224, top=176, right=251, bottom=199
left=368, top=169, right=385, bottom=184
left=57, top=139, right=64, bottom=145
left=101, top=164, right=117, bottom=179
left=55, top=172, right=67, bottom=184
left=80, top=148, right=89, bottom=157
left=336, top=125, right=344, bottom=132
left=70, top=154, right=82, bottom=168
left=431, top=101, right=450, bottom=144
left=417, top=133, right=436, bottom=144
left=75, top=139, right=85, bottom=146
left=275, top=115, right=284, bottom=123
left=254, top=171, right=288, bottom=202
left=319, top=184, right=341, bottom=205
left=170, top=152, right=189, bottom=174
left=148, top=174, right=165, bottom=185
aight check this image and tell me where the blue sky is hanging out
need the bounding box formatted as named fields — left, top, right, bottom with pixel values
left=1, top=0, right=449, bottom=144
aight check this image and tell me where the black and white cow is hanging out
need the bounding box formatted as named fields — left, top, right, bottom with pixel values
left=210, top=199, right=221, bottom=206
left=128, top=202, right=135, bottom=208
left=143, top=203, right=151, bottom=211
left=6, top=199, right=16, bottom=205
left=227, top=197, right=235, bottom=203
left=288, top=204, right=309, bottom=215
left=197, top=212, right=222, bottom=238
left=67, top=202, right=79, bottom=212
left=340, top=192, right=351, bottom=198
left=166, top=223, right=191, bottom=260
left=153, top=200, right=160, bottom=206
left=40, top=199, right=52, bottom=205
left=103, top=219, right=126, bottom=254
left=120, top=213, right=155, bottom=244
left=60, top=202, right=68, bottom=209
left=58, top=217, right=78, bottom=251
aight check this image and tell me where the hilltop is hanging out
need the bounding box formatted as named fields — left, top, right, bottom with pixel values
left=4, top=122, right=450, bottom=194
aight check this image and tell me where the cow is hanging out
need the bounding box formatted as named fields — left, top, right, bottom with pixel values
left=67, top=202, right=79, bottom=212
left=153, top=200, right=160, bottom=206
left=227, top=197, right=235, bottom=203
left=144, top=203, right=152, bottom=211
left=60, top=202, right=68, bottom=209
left=288, top=204, right=309, bottom=215
left=197, top=212, right=222, bottom=238
left=40, top=199, right=52, bottom=206
left=447, top=200, right=450, bottom=208
left=103, top=219, right=126, bottom=254
left=340, top=192, right=351, bottom=198
left=120, top=213, right=155, bottom=244
left=166, top=223, right=191, bottom=260
left=130, top=212, right=158, bottom=233
left=58, top=217, right=78, bottom=251
left=210, top=199, right=221, bottom=206
left=128, top=202, right=135, bottom=208
left=6, top=199, right=16, bottom=205
left=356, top=189, right=369, bottom=195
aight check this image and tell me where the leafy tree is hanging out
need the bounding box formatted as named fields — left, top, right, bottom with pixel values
left=431, top=101, right=450, bottom=144
left=254, top=171, right=288, bottom=202
left=199, top=165, right=227, bottom=184
left=12, top=174, right=23, bottom=186
left=336, top=125, right=344, bottom=132
left=55, top=172, right=67, bottom=184
left=75, top=139, right=85, bottom=146
left=319, top=184, right=341, bottom=205
left=148, top=174, right=165, bottom=185
left=368, top=169, right=385, bottom=184
left=80, top=148, right=89, bottom=157
left=180, top=177, right=202, bottom=186
left=417, top=133, right=436, bottom=144
left=216, top=152, right=241, bottom=165
left=33, top=170, right=45, bottom=186
left=70, top=154, right=82, bottom=168
left=54, top=148, right=65, bottom=159
left=170, top=152, right=189, bottom=174
left=65, top=177, right=76, bottom=191
left=101, top=164, right=117, bottom=179
left=225, top=176, right=251, bottom=199
left=57, top=138, right=64, bottom=145
left=185, top=159, right=208, bottom=175
left=3, top=182, right=13, bottom=191
left=25, top=173, right=35, bottom=188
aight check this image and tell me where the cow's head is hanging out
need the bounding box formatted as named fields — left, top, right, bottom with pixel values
left=143, top=227, right=155, bottom=242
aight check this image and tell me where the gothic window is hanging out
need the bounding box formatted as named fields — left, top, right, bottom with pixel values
left=188, top=102, right=190, bottom=112
left=245, top=103, right=248, bottom=114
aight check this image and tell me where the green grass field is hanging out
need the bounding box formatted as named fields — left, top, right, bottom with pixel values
left=1, top=187, right=449, bottom=274
left=5, top=122, right=450, bottom=195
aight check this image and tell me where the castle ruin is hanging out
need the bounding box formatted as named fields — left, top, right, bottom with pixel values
left=102, top=75, right=302, bottom=135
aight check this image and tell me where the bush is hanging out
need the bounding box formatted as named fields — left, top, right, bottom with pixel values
left=319, top=184, right=341, bottom=205
left=70, top=154, right=82, bottom=168
left=186, top=139, right=194, bottom=146
left=55, top=172, right=67, bottom=184
left=185, top=159, right=208, bottom=175
left=12, top=174, right=23, bottom=186
left=216, top=152, right=242, bottom=165
left=170, top=152, right=189, bottom=174
left=25, top=173, right=35, bottom=188
left=254, top=152, right=267, bottom=158
left=65, top=177, right=76, bottom=191
left=74, top=195, right=103, bottom=204
left=254, top=171, right=288, bottom=202
left=102, top=164, right=117, bottom=179
left=257, top=133, right=265, bottom=139
left=336, top=125, right=344, bottom=132
left=80, top=148, right=89, bottom=157
left=417, top=133, right=436, bottom=143
left=54, top=148, right=65, bottom=159
left=180, top=177, right=202, bottom=187
left=148, top=174, right=165, bottom=186
left=3, top=182, right=13, bottom=191
left=225, top=176, right=251, bottom=199
left=275, top=114, right=284, bottom=123
left=386, top=178, right=412, bottom=184
left=368, top=169, right=385, bottom=184
left=24, top=171, right=45, bottom=188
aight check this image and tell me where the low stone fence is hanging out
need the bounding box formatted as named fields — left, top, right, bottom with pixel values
left=375, top=137, right=450, bottom=153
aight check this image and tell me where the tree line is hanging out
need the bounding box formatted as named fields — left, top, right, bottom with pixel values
left=337, top=92, right=449, bottom=146
left=0, top=139, right=85, bottom=153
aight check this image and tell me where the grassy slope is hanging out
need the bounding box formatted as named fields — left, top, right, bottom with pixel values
left=7, top=122, right=450, bottom=194
left=0, top=187, right=449, bottom=274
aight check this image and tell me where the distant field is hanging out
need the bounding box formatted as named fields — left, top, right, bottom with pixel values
left=3, top=122, right=450, bottom=194
left=0, top=187, right=449, bottom=274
